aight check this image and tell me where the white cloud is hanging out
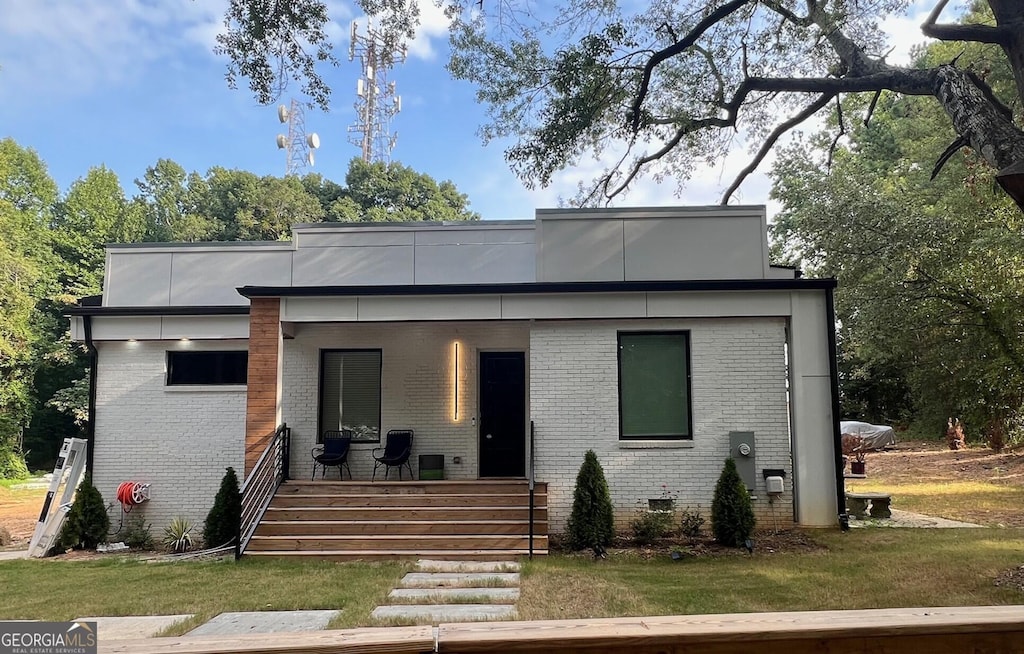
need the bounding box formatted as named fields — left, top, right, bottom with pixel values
left=0, top=0, right=224, bottom=97
left=405, top=0, right=452, bottom=61
left=879, top=0, right=935, bottom=66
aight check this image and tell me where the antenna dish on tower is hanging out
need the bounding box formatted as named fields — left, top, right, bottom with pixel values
left=272, top=99, right=320, bottom=175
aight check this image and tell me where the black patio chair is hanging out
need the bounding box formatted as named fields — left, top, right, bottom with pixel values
left=311, top=429, right=352, bottom=480
left=372, top=430, right=414, bottom=481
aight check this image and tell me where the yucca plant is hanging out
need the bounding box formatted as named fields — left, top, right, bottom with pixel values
left=162, top=517, right=195, bottom=553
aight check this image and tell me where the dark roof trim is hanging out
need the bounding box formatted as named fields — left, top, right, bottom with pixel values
left=237, top=278, right=836, bottom=299
left=65, top=305, right=250, bottom=317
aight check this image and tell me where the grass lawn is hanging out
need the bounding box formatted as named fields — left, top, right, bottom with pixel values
left=0, top=557, right=407, bottom=633
left=518, top=528, right=1024, bottom=620
left=845, top=442, right=1024, bottom=527
left=2, top=528, right=1021, bottom=631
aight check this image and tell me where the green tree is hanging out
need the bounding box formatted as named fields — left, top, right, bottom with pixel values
left=710, top=458, right=755, bottom=547
left=52, top=166, right=145, bottom=297
left=216, top=1, right=1024, bottom=211
left=203, top=467, right=242, bottom=549
left=771, top=14, right=1024, bottom=438
left=56, top=475, right=109, bottom=550
left=0, top=139, right=59, bottom=475
left=565, top=450, right=615, bottom=551
left=334, top=159, right=479, bottom=223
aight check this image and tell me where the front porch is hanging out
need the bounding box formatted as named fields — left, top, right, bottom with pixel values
left=245, top=479, right=548, bottom=561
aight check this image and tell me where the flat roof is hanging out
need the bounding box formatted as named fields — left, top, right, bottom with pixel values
left=237, top=278, right=835, bottom=298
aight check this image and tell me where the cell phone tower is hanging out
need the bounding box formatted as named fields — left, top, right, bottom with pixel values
left=275, top=99, right=320, bottom=176
left=348, top=20, right=406, bottom=163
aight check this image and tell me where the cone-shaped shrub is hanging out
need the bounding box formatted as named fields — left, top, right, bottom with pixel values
left=566, top=450, right=615, bottom=551
left=57, top=474, right=109, bottom=550
left=711, top=457, right=756, bottom=547
left=203, top=467, right=242, bottom=548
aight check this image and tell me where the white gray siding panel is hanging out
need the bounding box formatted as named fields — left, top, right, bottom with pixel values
left=170, top=251, right=291, bottom=306
left=159, top=316, right=250, bottom=340
left=105, top=252, right=173, bottom=306
left=623, top=216, right=765, bottom=280
left=355, top=295, right=503, bottom=322
left=414, top=243, right=535, bottom=284
left=282, top=297, right=359, bottom=322
left=292, top=245, right=415, bottom=286
left=537, top=219, right=624, bottom=282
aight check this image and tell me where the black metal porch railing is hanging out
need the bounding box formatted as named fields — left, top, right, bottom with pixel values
left=236, top=423, right=291, bottom=559
left=529, top=420, right=536, bottom=559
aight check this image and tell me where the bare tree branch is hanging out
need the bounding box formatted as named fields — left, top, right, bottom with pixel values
left=931, top=134, right=971, bottom=179
left=826, top=95, right=847, bottom=170
left=864, top=89, right=882, bottom=126
left=720, top=92, right=835, bottom=204
left=629, top=0, right=755, bottom=131
left=921, top=0, right=1009, bottom=45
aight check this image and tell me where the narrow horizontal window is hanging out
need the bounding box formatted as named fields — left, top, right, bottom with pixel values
left=167, top=351, right=247, bottom=386
left=618, top=332, right=691, bottom=440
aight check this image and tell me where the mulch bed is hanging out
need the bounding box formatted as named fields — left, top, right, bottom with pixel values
left=553, top=529, right=826, bottom=560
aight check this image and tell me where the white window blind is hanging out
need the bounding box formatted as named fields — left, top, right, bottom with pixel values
left=320, top=350, right=381, bottom=442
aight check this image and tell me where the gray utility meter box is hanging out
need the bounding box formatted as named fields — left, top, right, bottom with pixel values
left=729, top=431, right=757, bottom=492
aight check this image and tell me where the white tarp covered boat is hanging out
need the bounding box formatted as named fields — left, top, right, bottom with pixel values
left=840, top=421, right=896, bottom=450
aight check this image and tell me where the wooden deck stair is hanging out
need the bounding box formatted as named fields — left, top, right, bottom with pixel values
left=245, top=480, right=548, bottom=561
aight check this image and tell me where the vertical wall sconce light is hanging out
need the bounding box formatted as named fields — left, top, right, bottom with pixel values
left=453, top=341, right=459, bottom=421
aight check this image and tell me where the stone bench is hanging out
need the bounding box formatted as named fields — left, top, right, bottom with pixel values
left=846, top=492, right=892, bottom=519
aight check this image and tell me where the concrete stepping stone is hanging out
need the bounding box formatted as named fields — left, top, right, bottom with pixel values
left=399, top=572, right=519, bottom=588
left=186, top=610, right=339, bottom=636
left=74, top=615, right=193, bottom=641
left=371, top=604, right=516, bottom=622
left=416, top=559, right=520, bottom=573
left=389, top=587, right=520, bottom=603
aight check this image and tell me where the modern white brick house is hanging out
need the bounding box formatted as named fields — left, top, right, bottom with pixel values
left=69, top=206, right=843, bottom=549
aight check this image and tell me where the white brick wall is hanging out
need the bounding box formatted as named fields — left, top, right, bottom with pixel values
left=93, top=316, right=795, bottom=540
left=530, top=318, right=793, bottom=533
left=93, top=340, right=246, bottom=538
left=282, top=322, right=530, bottom=481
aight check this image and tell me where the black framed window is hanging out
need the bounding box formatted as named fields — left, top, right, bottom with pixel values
left=166, top=351, right=248, bottom=386
left=617, top=332, right=692, bottom=439
left=319, top=349, right=382, bottom=443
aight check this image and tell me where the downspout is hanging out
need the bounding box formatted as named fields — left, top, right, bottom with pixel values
left=83, top=315, right=98, bottom=475
left=824, top=286, right=848, bottom=530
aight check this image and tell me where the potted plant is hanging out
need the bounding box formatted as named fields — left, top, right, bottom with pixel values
left=842, top=434, right=868, bottom=475
left=849, top=449, right=867, bottom=475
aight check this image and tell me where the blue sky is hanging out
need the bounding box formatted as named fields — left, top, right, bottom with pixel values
left=0, top=1, right=933, bottom=221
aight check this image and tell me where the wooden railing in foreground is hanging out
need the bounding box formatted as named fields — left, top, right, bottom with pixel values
left=100, top=605, right=1024, bottom=654
left=236, top=423, right=290, bottom=559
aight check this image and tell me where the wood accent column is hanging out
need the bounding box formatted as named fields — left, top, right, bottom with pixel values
left=245, top=297, right=283, bottom=474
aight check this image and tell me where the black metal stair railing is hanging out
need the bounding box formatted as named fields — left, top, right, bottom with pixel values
left=236, top=423, right=290, bottom=559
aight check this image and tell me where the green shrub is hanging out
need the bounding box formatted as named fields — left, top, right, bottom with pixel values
left=630, top=508, right=674, bottom=545
left=57, top=475, right=109, bottom=550
left=121, top=513, right=154, bottom=549
left=680, top=506, right=705, bottom=539
left=565, top=450, right=615, bottom=551
left=163, top=517, right=195, bottom=553
left=0, top=447, right=29, bottom=480
left=203, top=467, right=242, bottom=549
left=711, top=458, right=756, bottom=547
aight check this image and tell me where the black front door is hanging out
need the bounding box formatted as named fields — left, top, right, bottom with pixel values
left=479, top=352, right=526, bottom=477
